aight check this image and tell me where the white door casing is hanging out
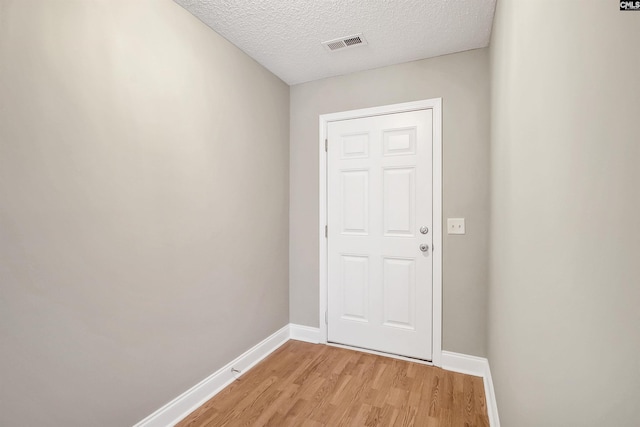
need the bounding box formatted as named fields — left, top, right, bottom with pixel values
left=320, top=99, right=442, bottom=364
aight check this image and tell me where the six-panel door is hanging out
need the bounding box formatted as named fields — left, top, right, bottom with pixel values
left=327, top=109, right=433, bottom=361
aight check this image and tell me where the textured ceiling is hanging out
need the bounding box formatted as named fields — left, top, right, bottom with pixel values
left=174, top=0, right=496, bottom=85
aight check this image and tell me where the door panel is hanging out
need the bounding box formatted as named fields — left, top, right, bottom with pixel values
left=327, top=109, right=433, bottom=361
left=382, top=257, right=416, bottom=329
left=383, top=167, right=416, bottom=236
left=340, top=255, right=369, bottom=322
left=383, top=127, right=416, bottom=156
left=341, top=170, right=369, bottom=234
left=341, top=133, right=369, bottom=159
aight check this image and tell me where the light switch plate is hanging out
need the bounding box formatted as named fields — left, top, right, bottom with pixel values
left=447, top=218, right=465, bottom=235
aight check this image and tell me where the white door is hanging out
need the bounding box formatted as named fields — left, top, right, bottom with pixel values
left=327, top=109, right=433, bottom=360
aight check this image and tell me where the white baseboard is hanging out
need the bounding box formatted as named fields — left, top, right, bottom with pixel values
left=133, top=324, right=290, bottom=427
left=441, top=350, right=487, bottom=377
left=483, top=362, right=500, bottom=427
left=441, top=351, right=500, bottom=427
left=289, top=324, right=321, bottom=344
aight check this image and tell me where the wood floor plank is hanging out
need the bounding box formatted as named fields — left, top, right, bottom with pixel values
left=176, top=341, right=489, bottom=427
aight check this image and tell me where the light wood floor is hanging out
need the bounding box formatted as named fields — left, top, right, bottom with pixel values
left=177, top=340, right=489, bottom=427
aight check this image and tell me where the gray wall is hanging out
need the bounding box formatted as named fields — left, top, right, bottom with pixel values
left=0, top=1, right=289, bottom=425
left=290, top=48, right=490, bottom=357
left=489, top=1, right=640, bottom=425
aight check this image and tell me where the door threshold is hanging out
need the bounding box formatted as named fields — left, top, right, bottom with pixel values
left=326, top=342, right=433, bottom=366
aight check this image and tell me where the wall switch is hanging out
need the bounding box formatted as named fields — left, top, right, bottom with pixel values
left=447, top=218, right=466, bottom=235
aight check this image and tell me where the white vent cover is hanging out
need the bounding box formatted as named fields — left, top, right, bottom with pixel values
left=321, top=33, right=368, bottom=52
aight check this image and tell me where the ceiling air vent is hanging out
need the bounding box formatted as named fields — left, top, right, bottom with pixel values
left=322, top=33, right=368, bottom=52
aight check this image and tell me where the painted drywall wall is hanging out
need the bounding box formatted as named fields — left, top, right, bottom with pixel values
left=489, top=1, right=640, bottom=425
left=290, top=49, right=490, bottom=357
left=0, top=1, right=289, bottom=425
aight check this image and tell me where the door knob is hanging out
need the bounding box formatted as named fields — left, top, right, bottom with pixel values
left=419, top=244, right=429, bottom=252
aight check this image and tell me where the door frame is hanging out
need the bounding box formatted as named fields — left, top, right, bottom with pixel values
left=319, top=98, right=443, bottom=367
